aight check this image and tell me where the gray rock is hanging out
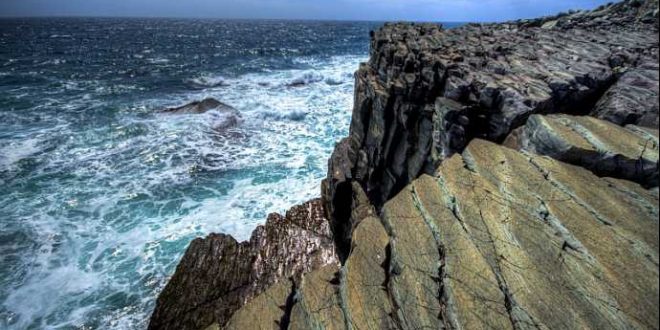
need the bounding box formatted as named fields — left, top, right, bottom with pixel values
left=591, top=62, right=659, bottom=127
left=504, top=114, right=659, bottom=187
left=161, top=97, right=235, bottom=115
left=323, top=0, right=659, bottom=220
left=160, top=97, right=242, bottom=130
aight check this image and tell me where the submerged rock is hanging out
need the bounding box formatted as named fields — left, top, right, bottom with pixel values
left=505, top=114, right=659, bottom=187
left=148, top=199, right=337, bottom=330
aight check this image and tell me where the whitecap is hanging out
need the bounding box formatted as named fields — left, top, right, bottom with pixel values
left=3, top=266, right=102, bottom=329
left=0, top=138, right=42, bottom=170
left=146, top=58, right=170, bottom=64
left=287, top=71, right=324, bottom=87
left=187, top=75, right=230, bottom=88
left=257, top=110, right=308, bottom=121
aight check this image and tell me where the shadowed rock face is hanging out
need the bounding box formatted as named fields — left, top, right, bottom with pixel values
left=150, top=1, right=660, bottom=329
left=148, top=199, right=337, bottom=330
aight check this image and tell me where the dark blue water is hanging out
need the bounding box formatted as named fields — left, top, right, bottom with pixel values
left=0, top=18, right=458, bottom=329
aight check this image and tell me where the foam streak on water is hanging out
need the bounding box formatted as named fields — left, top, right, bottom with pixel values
left=0, top=18, right=379, bottom=329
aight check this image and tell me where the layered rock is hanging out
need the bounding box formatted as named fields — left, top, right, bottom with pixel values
left=216, top=140, right=660, bottom=329
left=504, top=114, right=659, bottom=187
left=323, top=0, right=659, bottom=227
left=148, top=199, right=337, bottom=330
left=150, top=1, right=660, bottom=329
left=592, top=62, right=659, bottom=126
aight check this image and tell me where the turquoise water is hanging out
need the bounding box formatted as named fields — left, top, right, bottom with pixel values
left=0, top=19, right=460, bottom=329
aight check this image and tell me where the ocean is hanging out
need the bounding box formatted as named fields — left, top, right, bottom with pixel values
left=0, top=18, right=458, bottom=329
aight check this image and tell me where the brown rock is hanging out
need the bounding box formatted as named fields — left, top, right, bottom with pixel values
left=147, top=199, right=338, bottom=330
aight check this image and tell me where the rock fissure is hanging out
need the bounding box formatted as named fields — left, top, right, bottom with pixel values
left=525, top=153, right=615, bottom=226
left=382, top=242, right=407, bottom=329
left=410, top=184, right=456, bottom=329
left=277, top=278, right=299, bottom=330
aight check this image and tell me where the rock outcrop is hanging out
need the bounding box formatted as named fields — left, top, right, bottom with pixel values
left=208, top=140, right=660, bottom=329
left=148, top=199, right=337, bottom=330
left=150, top=1, right=660, bottom=329
left=323, top=0, right=659, bottom=223
left=161, top=98, right=235, bottom=115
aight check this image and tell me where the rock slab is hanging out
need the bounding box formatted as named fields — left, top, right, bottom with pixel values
left=225, top=140, right=660, bottom=329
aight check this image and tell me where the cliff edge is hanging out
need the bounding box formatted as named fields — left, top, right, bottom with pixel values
left=150, top=1, right=659, bottom=329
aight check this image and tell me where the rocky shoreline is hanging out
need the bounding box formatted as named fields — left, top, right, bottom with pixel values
left=149, top=1, right=659, bottom=329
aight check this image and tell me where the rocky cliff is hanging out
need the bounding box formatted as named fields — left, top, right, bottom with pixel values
left=149, top=1, right=659, bottom=329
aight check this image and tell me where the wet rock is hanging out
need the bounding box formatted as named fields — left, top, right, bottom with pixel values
left=161, top=97, right=236, bottom=115
left=504, top=114, right=659, bottom=187
left=160, top=97, right=242, bottom=130
left=147, top=199, right=338, bottom=330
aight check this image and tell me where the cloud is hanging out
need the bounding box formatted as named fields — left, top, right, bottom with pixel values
left=0, top=0, right=614, bottom=21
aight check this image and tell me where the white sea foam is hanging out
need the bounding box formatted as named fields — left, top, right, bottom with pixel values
left=187, top=75, right=230, bottom=88
left=0, top=137, right=42, bottom=170
left=0, top=54, right=365, bottom=329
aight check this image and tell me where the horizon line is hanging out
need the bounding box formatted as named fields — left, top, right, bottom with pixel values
left=0, top=14, right=481, bottom=24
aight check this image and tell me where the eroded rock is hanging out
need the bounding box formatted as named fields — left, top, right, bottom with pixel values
left=148, top=199, right=338, bottom=330
left=151, top=1, right=660, bottom=329
left=591, top=62, right=660, bottom=127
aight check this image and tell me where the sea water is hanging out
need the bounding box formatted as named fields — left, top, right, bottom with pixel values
left=0, top=18, right=458, bottom=329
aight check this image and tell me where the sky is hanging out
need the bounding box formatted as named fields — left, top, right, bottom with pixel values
left=0, top=0, right=614, bottom=22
